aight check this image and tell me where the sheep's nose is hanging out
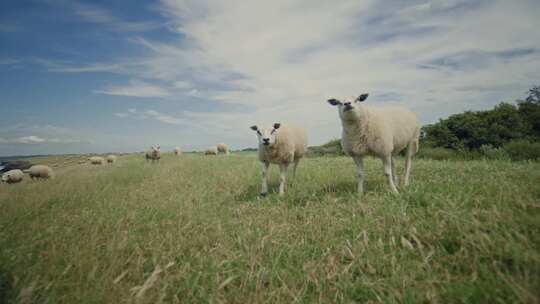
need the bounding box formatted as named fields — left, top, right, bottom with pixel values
left=263, top=138, right=270, bottom=142
left=344, top=102, right=351, bottom=106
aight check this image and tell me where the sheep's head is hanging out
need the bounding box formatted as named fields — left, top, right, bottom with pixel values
left=327, top=94, right=369, bottom=120
left=250, top=123, right=281, bottom=147
left=1, top=173, right=8, bottom=182
left=150, top=145, right=160, bottom=156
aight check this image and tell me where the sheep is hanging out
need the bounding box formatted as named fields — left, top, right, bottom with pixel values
left=88, top=156, right=105, bottom=165
left=1, top=169, right=24, bottom=183
left=25, top=165, right=55, bottom=179
left=106, top=155, right=117, bottom=164
left=174, top=147, right=182, bottom=155
left=327, top=93, right=420, bottom=194
left=250, top=123, right=307, bottom=196
left=205, top=146, right=218, bottom=155
left=216, top=143, right=230, bottom=155
left=145, top=146, right=161, bottom=162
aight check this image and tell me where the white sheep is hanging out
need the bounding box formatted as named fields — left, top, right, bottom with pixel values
left=174, top=147, right=182, bottom=156
left=106, top=155, right=117, bottom=163
left=145, top=146, right=161, bottom=162
left=216, top=143, right=229, bottom=155
left=327, top=93, right=420, bottom=194
left=89, top=156, right=105, bottom=165
left=205, top=146, right=218, bottom=155
left=25, top=165, right=55, bottom=179
left=1, top=169, right=24, bottom=183
left=250, top=123, right=307, bottom=196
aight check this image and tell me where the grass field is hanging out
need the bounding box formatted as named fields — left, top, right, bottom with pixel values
left=1, top=153, right=539, bottom=303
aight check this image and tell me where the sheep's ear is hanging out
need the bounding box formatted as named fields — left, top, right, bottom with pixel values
left=356, top=93, right=369, bottom=102
left=250, top=125, right=258, bottom=131
left=327, top=98, right=341, bottom=106
left=273, top=123, right=281, bottom=130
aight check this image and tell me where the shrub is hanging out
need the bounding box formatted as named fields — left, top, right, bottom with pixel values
left=503, top=140, right=540, bottom=161
left=416, top=147, right=456, bottom=160
left=479, top=144, right=509, bottom=160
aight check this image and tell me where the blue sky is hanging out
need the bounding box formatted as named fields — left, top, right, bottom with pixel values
left=1, top=0, right=539, bottom=156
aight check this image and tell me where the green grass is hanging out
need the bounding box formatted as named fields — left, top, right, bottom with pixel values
left=1, top=153, right=539, bottom=303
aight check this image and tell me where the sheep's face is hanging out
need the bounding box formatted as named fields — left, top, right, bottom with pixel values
left=150, top=146, right=160, bottom=157
left=1, top=173, right=8, bottom=182
left=327, top=94, right=369, bottom=121
left=250, top=123, right=281, bottom=147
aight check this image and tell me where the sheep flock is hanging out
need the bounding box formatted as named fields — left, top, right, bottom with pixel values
left=2, top=92, right=420, bottom=196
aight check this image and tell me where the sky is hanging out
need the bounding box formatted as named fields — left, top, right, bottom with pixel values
left=0, top=0, right=539, bottom=156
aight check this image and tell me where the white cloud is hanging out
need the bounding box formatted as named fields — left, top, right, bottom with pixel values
left=113, top=108, right=188, bottom=125
left=0, top=135, right=85, bottom=145
left=94, top=80, right=170, bottom=98
left=28, top=0, right=540, bottom=150
left=0, top=58, right=19, bottom=65
left=73, top=2, right=161, bottom=32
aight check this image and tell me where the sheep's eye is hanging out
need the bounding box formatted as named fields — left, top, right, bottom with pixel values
left=257, top=130, right=262, bottom=135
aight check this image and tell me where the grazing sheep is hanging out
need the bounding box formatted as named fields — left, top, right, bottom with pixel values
left=205, top=146, right=218, bottom=155
left=327, top=93, right=420, bottom=194
left=89, top=156, right=105, bottom=165
left=145, top=146, right=161, bottom=162
left=25, top=165, right=55, bottom=179
left=1, top=169, right=24, bottom=183
left=106, top=155, right=117, bottom=163
left=250, top=123, right=307, bottom=196
left=174, top=147, right=182, bottom=156
left=216, top=143, right=230, bottom=155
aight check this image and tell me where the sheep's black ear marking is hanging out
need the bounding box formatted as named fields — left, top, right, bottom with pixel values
left=327, top=98, right=341, bottom=106
left=273, top=123, right=281, bottom=130
left=356, top=93, right=369, bottom=102
left=250, top=125, right=258, bottom=131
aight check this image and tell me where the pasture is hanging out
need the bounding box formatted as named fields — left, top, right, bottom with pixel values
left=1, top=153, right=539, bottom=303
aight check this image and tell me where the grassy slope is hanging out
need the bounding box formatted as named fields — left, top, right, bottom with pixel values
left=0, top=154, right=539, bottom=303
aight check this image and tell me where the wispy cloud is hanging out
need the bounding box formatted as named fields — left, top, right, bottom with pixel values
left=0, top=58, right=20, bottom=65
left=0, top=135, right=86, bottom=145
left=0, top=23, right=19, bottom=32
left=114, top=108, right=187, bottom=125
left=73, top=2, right=161, bottom=32
left=34, top=58, right=124, bottom=73
left=94, top=80, right=170, bottom=98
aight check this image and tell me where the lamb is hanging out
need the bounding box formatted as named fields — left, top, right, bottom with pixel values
left=327, top=93, right=420, bottom=194
left=89, top=156, right=105, bottom=165
left=1, top=169, right=24, bottom=183
left=174, top=147, right=182, bottom=155
left=205, top=146, right=218, bottom=155
left=216, top=143, right=229, bottom=155
left=250, top=123, right=307, bottom=196
left=25, top=165, right=55, bottom=179
left=145, top=146, right=161, bottom=162
left=106, top=155, right=117, bottom=163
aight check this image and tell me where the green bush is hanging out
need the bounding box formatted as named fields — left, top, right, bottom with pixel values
left=479, top=144, right=509, bottom=160
left=416, top=147, right=456, bottom=160
left=307, top=139, right=344, bottom=157
left=503, top=140, right=540, bottom=161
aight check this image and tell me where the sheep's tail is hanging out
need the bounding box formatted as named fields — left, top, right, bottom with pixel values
left=413, top=128, right=420, bottom=154
left=408, top=128, right=420, bottom=155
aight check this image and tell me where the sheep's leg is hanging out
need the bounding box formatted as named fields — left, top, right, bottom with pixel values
left=404, top=142, right=414, bottom=187
left=382, top=155, right=399, bottom=194
left=291, top=159, right=300, bottom=184
left=278, top=163, right=289, bottom=195
left=260, top=161, right=270, bottom=196
left=352, top=156, right=365, bottom=194
left=391, top=156, right=399, bottom=186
